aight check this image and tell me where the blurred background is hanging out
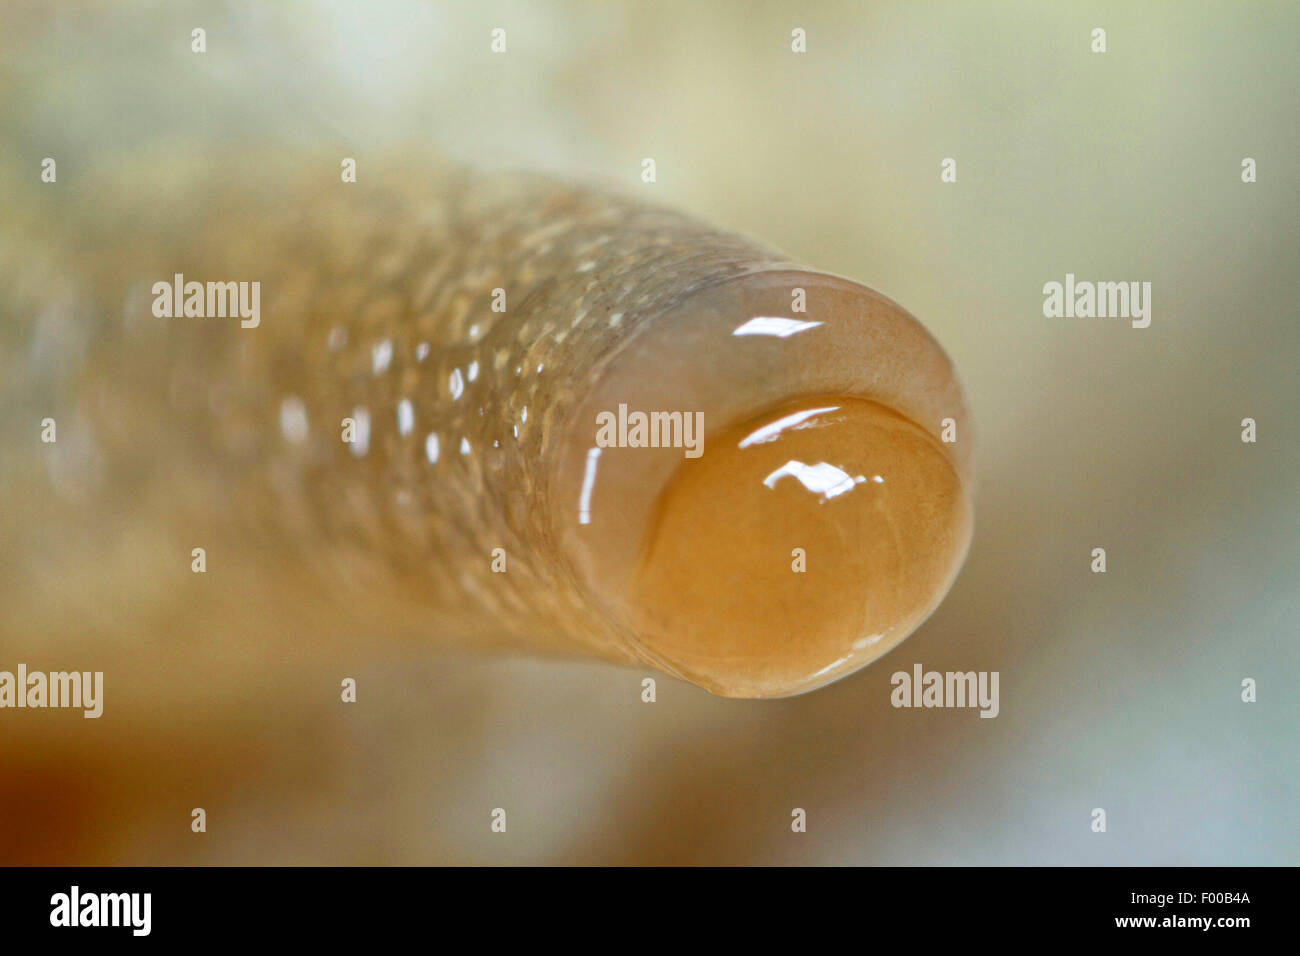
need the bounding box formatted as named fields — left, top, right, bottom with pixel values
left=0, top=0, right=1296, bottom=864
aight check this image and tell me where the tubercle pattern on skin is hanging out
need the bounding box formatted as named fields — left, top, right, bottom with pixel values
left=0, top=155, right=806, bottom=664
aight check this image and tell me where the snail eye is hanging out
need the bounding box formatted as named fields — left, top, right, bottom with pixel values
left=550, top=270, right=972, bottom=698
left=628, top=396, right=970, bottom=698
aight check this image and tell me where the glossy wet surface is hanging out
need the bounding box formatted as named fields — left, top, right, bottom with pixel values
left=629, top=396, right=970, bottom=697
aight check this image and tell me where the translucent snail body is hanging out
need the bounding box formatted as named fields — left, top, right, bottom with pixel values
left=0, top=156, right=973, bottom=698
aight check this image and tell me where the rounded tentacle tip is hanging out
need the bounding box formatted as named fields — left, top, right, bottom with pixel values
left=552, top=270, right=972, bottom=698
left=630, top=396, right=970, bottom=697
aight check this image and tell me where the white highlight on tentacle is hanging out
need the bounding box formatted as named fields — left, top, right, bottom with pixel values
left=371, top=339, right=393, bottom=374
left=738, top=407, right=839, bottom=448
left=578, top=447, right=602, bottom=525
left=762, top=460, right=866, bottom=501
left=350, top=407, right=371, bottom=458
left=279, top=395, right=309, bottom=444
left=732, top=316, right=823, bottom=338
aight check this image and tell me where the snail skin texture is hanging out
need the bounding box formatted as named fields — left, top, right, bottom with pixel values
left=0, top=156, right=973, bottom=699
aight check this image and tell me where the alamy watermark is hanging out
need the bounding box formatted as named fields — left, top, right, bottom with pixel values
left=152, top=273, right=260, bottom=328
left=50, top=886, right=150, bottom=936
left=891, top=663, right=999, bottom=718
left=0, top=664, right=103, bottom=718
left=1042, top=273, right=1151, bottom=328
left=595, top=404, right=704, bottom=458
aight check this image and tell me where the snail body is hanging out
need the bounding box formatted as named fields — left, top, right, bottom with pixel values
left=0, top=155, right=973, bottom=698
